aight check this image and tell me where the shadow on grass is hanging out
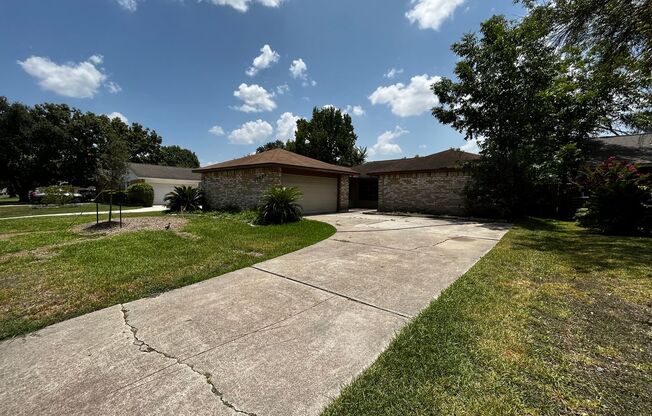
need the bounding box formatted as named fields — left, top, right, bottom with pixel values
left=514, top=218, right=652, bottom=275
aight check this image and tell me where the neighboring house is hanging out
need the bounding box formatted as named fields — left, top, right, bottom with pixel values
left=350, top=149, right=480, bottom=215
left=587, top=133, right=652, bottom=171
left=125, top=163, right=201, bottom=205
left=194, top=149, right=355, bottom=214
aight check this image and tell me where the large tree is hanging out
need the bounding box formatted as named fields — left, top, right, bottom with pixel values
left=293, top=107, right=367, bottom=166
left=521, top=0, right=652, bottom=132
left=155, top=145, right=200, bottom=168
left=432, top=15, right=621, bottom=217
left=125, top=123, right=163, bottom=164
left=0, top=97, right=199, bottom=201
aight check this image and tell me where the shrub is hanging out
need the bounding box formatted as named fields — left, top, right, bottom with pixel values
left=256, top=186, right=303, bottom=225
left=127, top=182, right=154, bottom=207
left=164, top=185, right=203, bottom=213
left=576, top=157, right=651, bottom=235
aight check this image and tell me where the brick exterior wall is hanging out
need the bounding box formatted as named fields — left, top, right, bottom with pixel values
left=201, top=167, right=281, bottom=211
left=338, top=175, right=349, bottom=212
left=378, top=170, right=472, bottom=215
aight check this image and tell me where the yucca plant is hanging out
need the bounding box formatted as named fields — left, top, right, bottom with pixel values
left=164, top=185, right=204, bottom=213
left=256, top=186, right=303, bottom=225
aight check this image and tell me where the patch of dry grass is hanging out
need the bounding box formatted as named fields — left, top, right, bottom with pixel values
left=0, top=214, right=335, bottom=339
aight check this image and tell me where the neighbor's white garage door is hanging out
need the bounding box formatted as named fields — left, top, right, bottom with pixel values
left=281, top=174, right=338, bottom=214
left=148, top=181, right=200, bottom=205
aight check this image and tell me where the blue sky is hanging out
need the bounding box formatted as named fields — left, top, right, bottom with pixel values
left=0, top=0, right=523, bottom=165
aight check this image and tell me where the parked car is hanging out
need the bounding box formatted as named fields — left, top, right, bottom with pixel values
left=29, top=188, right=83, bottom=204
left=77, top=187, right=97, bottom=202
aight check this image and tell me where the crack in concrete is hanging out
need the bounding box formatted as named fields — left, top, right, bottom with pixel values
left=251, top=266, right=412, bottom=319
left=119, top=305, right=257, bottom=416
left=331, top=238, right=421, bottom=252
left=180, top=295, right=337, bottom=363
left=114, top=296, right=336, bottom=413
left=335, top=222, right=478, bottom=233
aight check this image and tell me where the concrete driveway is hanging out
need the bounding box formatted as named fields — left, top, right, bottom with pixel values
left=0, top=212, right=509, bottom=416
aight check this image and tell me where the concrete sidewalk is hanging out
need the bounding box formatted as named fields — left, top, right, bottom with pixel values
left=0, top=212, right=510, bottom=416
left=0, top=205, right=166, bottom=221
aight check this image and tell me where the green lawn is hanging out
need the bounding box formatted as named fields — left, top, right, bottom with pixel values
left=0, top=212, right=335, bottom=340
left=0, top=203, right=142, bottom=219
left=0, top=197, right=20, bottom=205
left=322, top=219, right=652, bottom=416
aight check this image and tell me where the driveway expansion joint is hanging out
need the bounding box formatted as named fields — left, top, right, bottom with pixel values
left=251, top=266, right=412, bottom=320
left=119, top=305, right=257, bottom=416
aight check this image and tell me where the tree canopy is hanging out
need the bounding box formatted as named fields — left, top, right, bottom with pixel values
left=156, top=145, right=200, bottom=168
left=256, top=139, right=289, bottom=154
left=295, top=107, right=367, bottom=166
left=431, top=14, right=645, bottom=217
left=257, top=107, right=367, bottom=166
left=0, top=97, right=198, bottom=201
left=520, top=0, right=652, bottom=132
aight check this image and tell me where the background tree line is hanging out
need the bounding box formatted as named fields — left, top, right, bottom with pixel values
left=432, top=0, right=651, bottom=219
left=0, top=97, right=199, bottom=202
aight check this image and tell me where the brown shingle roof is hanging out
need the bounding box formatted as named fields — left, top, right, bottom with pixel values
left=354, top=149, right=480, bottom=175
left=193, top=149, right=357, bottom=175
left=587, top=133, right=652, bottom=166
left=128, top=163, right=201, bottom=181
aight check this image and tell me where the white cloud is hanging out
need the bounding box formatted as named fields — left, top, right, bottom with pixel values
left=208, top=125, right=225, bottom=136
left=204, top=0, right=283, bottom=12
left=107, top=112, right=128, bottom=124
left=345, top=105, right=366, bottom=116
left=228, top=119, right=274, bottom=144
left=88, top=54, right=103, bottom=65
left=461, top=139, right=481, bottom=154
left=115, top=0, right=139, bottom=12
left=370, top=126, right=408, bottom=156
left=418, top=144, right=428, bottom=149
left=233, top=83, right=277, bottom=113
left=384, top=68, right=404, bottom=79
left=369, top=74, right=440, bottom=117
left=17, top=55, right=112, bottom=99
left=246, top=44, right=280, bottom=77
left=290, top=58, right=308, bottom=79
left=406, top=0, right=466, bottom=31
left=106, top=81, right=122, bottom=94
left=290, top=58, right=316, bottom=86
left=276, top=112, right=300, bottom=142
left=276, top=84, right=290, bottom=95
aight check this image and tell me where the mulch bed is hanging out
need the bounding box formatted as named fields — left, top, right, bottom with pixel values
left=75, top=217, right=189, bottom=236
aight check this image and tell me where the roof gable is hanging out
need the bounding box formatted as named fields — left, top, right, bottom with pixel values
left=194, top=149, right=356, bottom=175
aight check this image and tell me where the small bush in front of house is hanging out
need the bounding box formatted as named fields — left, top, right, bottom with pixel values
left=576, top=157, right=651, bottom=235
left=164, top=185, right=204, bottom=213
left=127, top=182, right=154, bottom=207
left=256, top=186, right=303, bottom=225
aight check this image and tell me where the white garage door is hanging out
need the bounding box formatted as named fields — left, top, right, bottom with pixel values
left=281, top=174, right=338, bottom=215
left=148, top=181, right=200, bottom=205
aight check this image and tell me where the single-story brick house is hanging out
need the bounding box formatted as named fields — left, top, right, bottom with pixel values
left=125, top=163, right=201, bottom=205
left=350, top=149, right=479, bottom=215
left=195, top=148, right=478, bottom=216
left=194, top=149, right=355, bottom=214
